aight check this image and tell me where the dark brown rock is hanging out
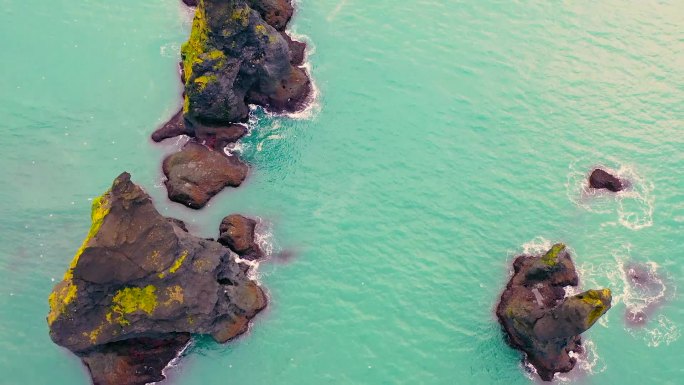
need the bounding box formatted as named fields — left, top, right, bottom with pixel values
left=182, top=0, right=198, bottom=7
left=162, top=142, right=248, bottom=209
left=247, top=0, right=294, bottom=31
left=281, top=32, right=306, bottom=66
left=152, top=109, right=248, bottom=148
left=195, top=124, right=248, bottom=151
left=589, top=168, right=624, bottom=192
left=81, top=334, right=191, bottom=385
left=152, top=110, right=192, bottom=142
left=496, top=243, right=612, bottom=381
left=219, top=214, right=263, bottom=260
left=246, top=65, right=311, bottom=113
left=47, top=173, right=267, bottom=385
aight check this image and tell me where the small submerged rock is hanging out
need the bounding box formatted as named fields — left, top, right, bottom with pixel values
left=496, top=243, right=612, bottom=381
left=47, top=172, right=266, bottom=385
left=163, top=142, right=248, bottom=209
left=623, top=261, right=667, bottom=327
left=219, top=214, right=263, bottom=260
left=589, top=168, right=624, bottom=192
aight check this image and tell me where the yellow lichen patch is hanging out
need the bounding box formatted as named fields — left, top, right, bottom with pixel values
left=162, top=285, right=184, bottom=307
left=231, top=5, right=251, bottom=27
left=148, top=250, right=162, bottom=270
left=86, top=323, right=107, bottom=344
left=47, top=281, right=78, bottom=325
left=110, top=285, right=158, bottom=326
left=181, top=3, right=210, bottom=84
left=47, top=191, right=111, bottom=325
left=541, top=243, right=565, bottom=266
left=158, top=250, right=189, bottom=279
left=193, top=75, right=218, bottom=91
left=254, top=24, right=277, bottom=44
left=579, top=288, right=611, bottom=326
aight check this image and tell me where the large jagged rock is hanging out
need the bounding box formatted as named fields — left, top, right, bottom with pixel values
left=218, top=214, right=263, bottom=260
left=163, top=142, right=248, bottom=209
left=496, top=243, right=612, bottom=381
left=47, top=173, right=267, bottom=385
left=180, top=0, right=310, bottom=125
left=589, top=168, right=624, bottom=192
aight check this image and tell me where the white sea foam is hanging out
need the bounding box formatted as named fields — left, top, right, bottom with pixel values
left=151, top=338, right=194, bottom=385
left=554, top=339, right=606, bottom=383
left=575, top=244, right=679, bottom=345
left=565, top=160, right=654, bottom=230
left=521, top=236, right=552, bottom=256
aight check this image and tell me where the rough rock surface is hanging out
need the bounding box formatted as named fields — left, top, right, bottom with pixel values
left=496, top=243, right=612, bottom=381
left=180, top=0, right=310, bottom=125
left=81, top=334, right=191, bottom=385
left=589, top=168, right=624, bottom=192
left=219, top=214, right=263, bottom=260
left=163, top=142, right=248, bottom=209
left=47, top=173, right=266, bottom=384
left=152, top=110, right=247, bottom=152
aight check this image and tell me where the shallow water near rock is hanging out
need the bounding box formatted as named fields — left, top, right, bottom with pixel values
left=0, top=1, right=683, bottom=384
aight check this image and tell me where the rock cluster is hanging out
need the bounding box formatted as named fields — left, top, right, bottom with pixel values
left=154, top=0, right=311, bottom=209
left=496, top=243, right=612, bottom=381
left=47, top=173, right=266, bottom=384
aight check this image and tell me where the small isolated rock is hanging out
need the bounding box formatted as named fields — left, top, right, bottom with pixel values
left=163, top=142, right=248, bottom=209
left=589, top=168, right=624, bottom=192
left=496, top=243, right=612, bottom=381
left=182, top=0, right=198, bottom=7
left=219, top=214, right=263, bottom=260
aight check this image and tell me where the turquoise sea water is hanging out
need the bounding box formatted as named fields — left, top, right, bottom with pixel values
left=1, top=0, right=683, bottom=384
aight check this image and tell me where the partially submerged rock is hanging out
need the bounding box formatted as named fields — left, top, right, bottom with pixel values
left=219, top=214, right=263, bottom=260
left=163, top=142, right=248, bottom=209
left=152, top=110, right=247, bottom=152
left=496, top=243, right=612, bottom=381
left=48, top=173, right=266, bottom=384
left=589, top=168, right=624, bottom=192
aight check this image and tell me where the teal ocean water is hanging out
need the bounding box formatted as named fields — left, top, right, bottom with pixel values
left=1, top=0, right=683, bottom=384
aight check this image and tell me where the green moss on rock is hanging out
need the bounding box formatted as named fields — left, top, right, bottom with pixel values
left=541, top=243, right=565, bottom=266
left=47, top=191, right=111, bottom=325
left=110, top=285, right=158, bottom=326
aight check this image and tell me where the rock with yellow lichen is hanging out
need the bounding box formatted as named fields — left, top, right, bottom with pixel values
left=173, top=0, right=310, bottom=127
left=47, top=172, right=266, bottom=385
left=496, top=243, right=612, bottom=381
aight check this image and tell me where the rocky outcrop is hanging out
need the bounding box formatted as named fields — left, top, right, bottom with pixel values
left=219, top=214, right=263, bottom=260
left=47, top=173, right=266, bottom=384
left=180, top=0, right=310, bottom=126
left=155, top=0, right=310, bottom=209
left=589, top=168, right=624, bottom=192
left=152, top=111, right=248, bottom=152
left=496, top=243, right=612, bottom=381
left=163, top=142, right=248, bottom=209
